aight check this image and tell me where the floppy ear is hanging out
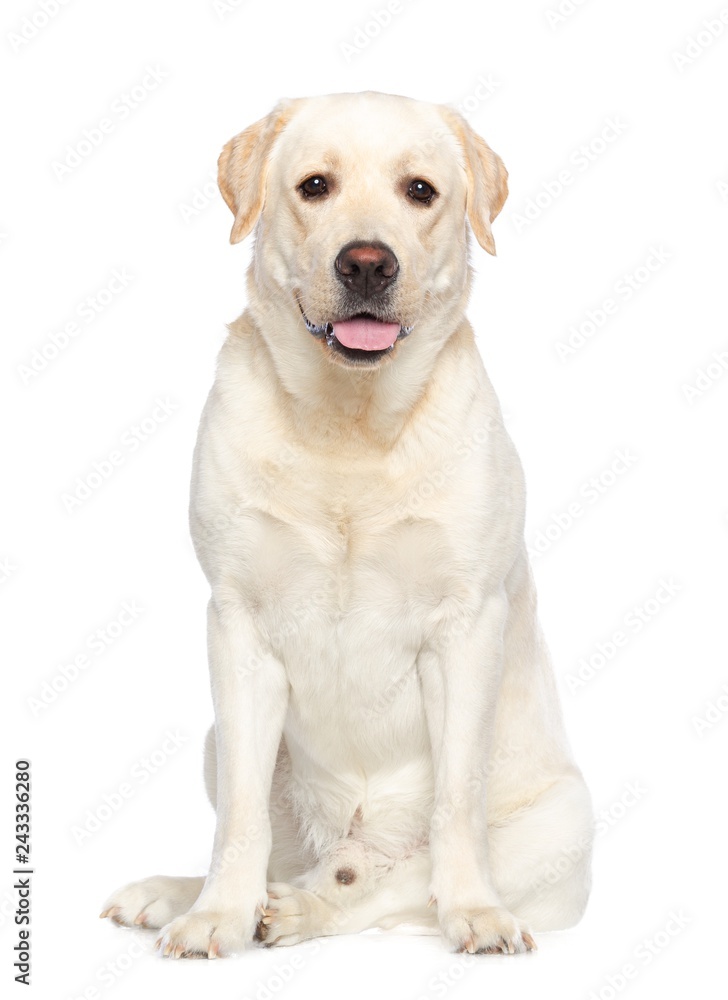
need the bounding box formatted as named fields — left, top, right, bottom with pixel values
left=442, top=109, right=508, bottom=256
left=217, top=101, right=292, bottom=244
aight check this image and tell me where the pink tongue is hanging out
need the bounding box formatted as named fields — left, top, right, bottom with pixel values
left=333, top=317, right=400, bottom=351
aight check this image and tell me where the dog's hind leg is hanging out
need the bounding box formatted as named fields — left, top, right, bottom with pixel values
left=259, top=845, right=435, bottom=947
left=489, top=772, right=594, bottom=932
left=260, top=774, right=593, bottom=949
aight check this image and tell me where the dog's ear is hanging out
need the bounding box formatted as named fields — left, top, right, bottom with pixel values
left=218, top=101, right=292, bottom=244
left=442, top=109, right=508, bottom=256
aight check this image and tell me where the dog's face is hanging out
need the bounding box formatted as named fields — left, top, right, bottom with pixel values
left=218, top=92, right=507, bottom=370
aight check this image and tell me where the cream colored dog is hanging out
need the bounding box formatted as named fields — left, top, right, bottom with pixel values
left=101, top=91, right=593, bottom=958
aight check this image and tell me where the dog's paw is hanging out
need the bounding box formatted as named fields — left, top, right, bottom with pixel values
left=256, top=882, right=341, bottom=947
left=439, top=905, right=536, bottom=955
left=155, top=908, right=257, bottom=958
left=100, top=875, right=205, bottom=930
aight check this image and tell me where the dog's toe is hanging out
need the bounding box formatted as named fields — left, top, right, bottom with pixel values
left=100, top=875, right=205, bottom=930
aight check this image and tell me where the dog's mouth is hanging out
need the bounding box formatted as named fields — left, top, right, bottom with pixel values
left=300, top=308, right=413, bottom=366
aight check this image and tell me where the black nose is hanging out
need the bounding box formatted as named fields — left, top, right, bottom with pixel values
left=334, top=241, right=399, bottom=298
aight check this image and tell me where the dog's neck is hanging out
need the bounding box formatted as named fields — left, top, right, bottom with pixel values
left=243, top=279, right=474, bottom=453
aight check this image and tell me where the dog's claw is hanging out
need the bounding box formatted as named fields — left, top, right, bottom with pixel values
left=522, top=931, right=537, bottom=951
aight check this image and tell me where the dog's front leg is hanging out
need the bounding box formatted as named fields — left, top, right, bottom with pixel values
left=156, top=594, right=288, bottom=958
left=418, top=590, right=536, bottom=955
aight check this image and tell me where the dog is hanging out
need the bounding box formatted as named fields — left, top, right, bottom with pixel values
left=101, top=91, right=593, bottom=958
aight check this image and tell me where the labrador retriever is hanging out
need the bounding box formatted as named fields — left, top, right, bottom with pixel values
left=101, top=91, right=593, bottom=958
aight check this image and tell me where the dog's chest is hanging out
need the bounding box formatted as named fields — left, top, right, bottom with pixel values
left=237, top=457, right=476, bottom=740
left=250, top=483, right=461, bottom=649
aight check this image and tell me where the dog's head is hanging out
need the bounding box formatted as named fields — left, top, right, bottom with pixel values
left=218, top=92, right=507, bottom=370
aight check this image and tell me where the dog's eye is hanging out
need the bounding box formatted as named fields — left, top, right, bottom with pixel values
left=299, top=175, right=328, bottom=199
left=408, top=179, right=436, bottom=204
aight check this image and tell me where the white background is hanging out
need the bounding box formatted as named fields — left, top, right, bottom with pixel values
left=2, top=0, right=727, bottom=997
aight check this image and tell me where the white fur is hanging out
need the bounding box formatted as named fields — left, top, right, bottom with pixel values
left=102, top=92, right=593, bottom=959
